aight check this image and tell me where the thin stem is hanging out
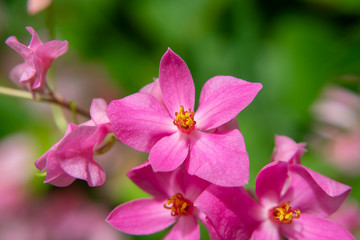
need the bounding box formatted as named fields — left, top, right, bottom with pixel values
left=0, top=86, right=33, bottom=99
left=41, top=94, right=90, bottom=118
left=0, top=85, right=90, bottom=118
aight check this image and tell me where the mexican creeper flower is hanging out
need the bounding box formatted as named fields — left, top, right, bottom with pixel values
left=35, top=99, right=111, bottom=187
left=106, top=48, right=262, bottom=186
left=107, top=162, right=215, bottom=239
left=196, top=158, right=354, bottom=239
left=5, top=26, right=68, bottom=92
left=270, top=135, right=307, bottom=164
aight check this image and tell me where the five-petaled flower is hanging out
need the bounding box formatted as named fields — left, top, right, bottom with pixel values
left=196, top=137, right=354, bottom=240
left=106, top=161, right=216, bottom=240
left=106, top=48, right=262, bottom=187
left=5, top=26, right=68, bottom=92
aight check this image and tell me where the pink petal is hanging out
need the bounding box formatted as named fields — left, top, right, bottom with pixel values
left=127, top=161, right=174, bottom=199
left=34, top=123, right=79, bottom=171
left=281, top=164, right=351, bottom=217
left=106, top=93, right=176, bottom=152
left=149, top=132, right=189, bottom=172
left=300, top=165, right=351, bottom=198
left=9, top=63, right=26, bottom=85
left=163, top=215, right=199, bottom=240
left=187, top=129, right=249, bottom=187
left=159, top=48, right=195, bottom=115
left=42, top=151, right=75, bottom=187
left=195, top=76, right=262, bottom=130
left=32, top=40, right=68, bottom=89
left=36, top=40, right=68, bottom=59
left=5, top=36, right=33, bottom=59
left=57, top=126, right=108, bottom=187
left=251, top=220, right=282, bottom=240
left=26, top=26, right=43, bottom=50
left=45, top=174, right=75, bottom=187
left=34, top=152, right=48, bottom=172
left=255, top=161, right=288, bottom=206
left=90, top=98, right=110, bottom=125
left=177, top=167, right=210, bottom=202
left=207, top=117, right=239, bottom=133
left=281, top=213, right=355, bottom=240
left=19, top=64, right=36, bottom=83
left=139, top=78, right=163, bottom=103
left=270, top=135, right=307, bottom=164
left=195, top=185, right=261, bottom=240
left=106, top=198, right=176, bottom=235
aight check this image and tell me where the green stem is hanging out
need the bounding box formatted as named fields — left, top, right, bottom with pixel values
left=0, top=85, right=90, bottom=118
left=0, top=86, right=33, bottom=99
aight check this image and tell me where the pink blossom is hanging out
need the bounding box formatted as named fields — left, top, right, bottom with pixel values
left=197, top=161, right=354, bottom=239
left=311, top=86, right=360, bottom=175
left=0, top=189, right=124, bottom=240
left=35, top=99, right=111, bottom=187
left=37, top=190, right=123, bottom=240
left=107, top=162, right=216, bottom=239
left=5, top=27, right=68, bottom=92
left=106, top=48, right=262, bottom=187
left=0, top=134, right=35, bottom=221
left=270, top=135, right=307, bottom=164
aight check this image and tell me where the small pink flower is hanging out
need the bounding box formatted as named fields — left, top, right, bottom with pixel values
left=106, top=48, right=262, bottom=186
left=106, top=162, right=214, bottom=240
left=5, top=27, right=68, bottom=92
left=311, top=85, right=360, bottom=175
left=270, top=135, right=307, bottom=164
left=35, top=99, right=111, bottom=187
left=197, top=161, right=354, bottom=239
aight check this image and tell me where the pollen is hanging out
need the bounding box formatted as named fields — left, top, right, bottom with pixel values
left=173, top=106, right=196, bottom=133
left=164, top=193, right=193, bottom=217
left=272, top=202, right=300, bottom=224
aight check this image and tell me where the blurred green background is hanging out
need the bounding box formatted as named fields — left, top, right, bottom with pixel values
left=1, top=0, right=360, bottom=239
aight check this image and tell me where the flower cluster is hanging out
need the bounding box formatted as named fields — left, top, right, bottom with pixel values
left=4, top=27, right=356, bottom=239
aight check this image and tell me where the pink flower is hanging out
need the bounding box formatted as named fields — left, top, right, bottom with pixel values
left=107, top=162, right=214, bottom=239
left=37, top=190, right=123, bottom=240
left=270, top=135, right=307, bottom=164
left=311, top=85, right=360, bottom=175
left=197, top=161, right=354, bottom=239
left=0, top=134, right=35, bottom=221
left=5, top=27, right=68, bottom=92
left=106, top=48, right=262, bottom=186
left=35, top=99, right=111, bottom=187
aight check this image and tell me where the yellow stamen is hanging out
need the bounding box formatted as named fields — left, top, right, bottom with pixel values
left=173, top=106, right=196, bottom=133
left=164, top=193, right=192, bottom=217
left=272, top=202, right=300, bottom=224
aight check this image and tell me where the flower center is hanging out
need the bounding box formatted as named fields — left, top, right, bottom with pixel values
left=163, top=193, right=193, bottom=217
left=272, top=202, right=300, bottom=224
left=173, top=106, right=196, bottom=133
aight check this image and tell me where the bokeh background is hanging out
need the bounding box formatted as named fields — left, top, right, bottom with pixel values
left=0, top=0, right=360, bottom=239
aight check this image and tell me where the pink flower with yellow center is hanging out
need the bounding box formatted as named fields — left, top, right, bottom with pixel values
left=106, top=162, right=214, bottom=239
left=196, top=153, right=354, bottom=239
left=106, top=48, right=262, bottom=187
